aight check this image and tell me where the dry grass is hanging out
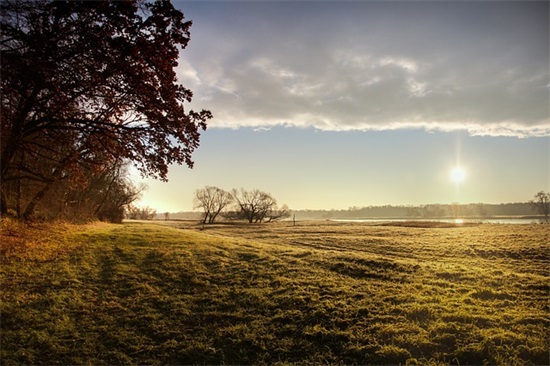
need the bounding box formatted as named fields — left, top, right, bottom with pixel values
left=1, top=219, right=548, bottom=365
left=0, top=218, right=85, bottom=262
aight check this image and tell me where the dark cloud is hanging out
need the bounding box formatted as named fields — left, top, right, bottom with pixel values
left=179, top=1, right=549, bottom=137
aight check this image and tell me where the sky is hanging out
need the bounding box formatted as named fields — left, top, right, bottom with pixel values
left=133, top=0, right=549, bottom=212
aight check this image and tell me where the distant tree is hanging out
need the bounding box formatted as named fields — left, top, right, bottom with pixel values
left=126, top=206, right=138, bottom=220
left=406, top=206, right=421, bottom=218
left=474, top=203, right=488, bottom=218
left=231, top=188, right=269, bottom=223
left=164, top=212, right=170, bottom=221
left=1, top=0, right=212, bottom=219
left=530, top=191, right=550, bottom=221
left=420, top=204, right=445, bottom=218
left=265, top=204, right=291, bottom=222
left=126, top=205, right=156, bottom=220
left=450, top=202, right=462, bottom=218
left=230, top=188, right=288, bottom=223
left=193, top=186, right=233, bottom=224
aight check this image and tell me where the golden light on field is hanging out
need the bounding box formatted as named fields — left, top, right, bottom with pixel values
left=450, top=166, right=466, bottom=184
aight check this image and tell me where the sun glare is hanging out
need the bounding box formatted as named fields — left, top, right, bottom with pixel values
left=450, top=167, right=466, bottom=183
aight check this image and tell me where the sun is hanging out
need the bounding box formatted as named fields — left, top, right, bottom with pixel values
left=450, top=166, right=466, bottom=183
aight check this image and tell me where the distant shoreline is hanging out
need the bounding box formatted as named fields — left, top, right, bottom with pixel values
left=141, top=215, right=547, bottom=225
left=326, top=217, right=547, bottom=225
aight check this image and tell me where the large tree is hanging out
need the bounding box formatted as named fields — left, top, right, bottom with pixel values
left=1, top=0, right=212, bottom=218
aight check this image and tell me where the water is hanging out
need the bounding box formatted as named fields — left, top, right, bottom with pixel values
left=329, top=218, right=547, bottom=225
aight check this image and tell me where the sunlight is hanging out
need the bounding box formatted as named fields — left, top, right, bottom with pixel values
left=450, top=166, right=466, bottom=184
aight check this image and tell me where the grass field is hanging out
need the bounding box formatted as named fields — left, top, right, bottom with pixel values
left=1, top=219, right=548, bottom=365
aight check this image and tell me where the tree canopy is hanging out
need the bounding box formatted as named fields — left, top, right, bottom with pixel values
left=1, top=0, right=212, bottom=219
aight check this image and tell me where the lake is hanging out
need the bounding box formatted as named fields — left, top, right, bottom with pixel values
left=328, top=218, right=547, bottom=225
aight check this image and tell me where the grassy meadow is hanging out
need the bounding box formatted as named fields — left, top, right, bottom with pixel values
left=1, top=219, right=548, bottom=365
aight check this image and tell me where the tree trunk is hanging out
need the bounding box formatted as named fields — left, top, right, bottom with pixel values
left=22, top=181, right=54, bottom=220
left=93, top=166, right=120, bottom=217
left=21, top=156, right=69, bottom=220
left=1, top=130, right=20, bottom=180
left=0, top=190, right=8, bottom=216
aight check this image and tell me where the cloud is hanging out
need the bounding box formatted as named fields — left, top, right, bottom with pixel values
left=180, top=1, right=549, bottom=137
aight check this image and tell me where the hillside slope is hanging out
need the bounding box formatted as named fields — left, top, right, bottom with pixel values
left=1, top=220, right=548, bottom=365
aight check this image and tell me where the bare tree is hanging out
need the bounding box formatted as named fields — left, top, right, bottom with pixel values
left=265, top=204, right=291, bottom=222
left=92, top=165, right=144, bottom=223
left=126, top=205, right=157, bottom=220
left=530, top=191, right=550, bottom=221
left=230, top=188, right=288, bottom=223
left=193, top=186, right=233, bottom=224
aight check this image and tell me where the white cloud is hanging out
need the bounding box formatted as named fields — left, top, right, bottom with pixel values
left=377, top=57, right=419, bottom=74
left=176, top=58, right=201, bottom=86
left=407, top=78, right=430, bottom=97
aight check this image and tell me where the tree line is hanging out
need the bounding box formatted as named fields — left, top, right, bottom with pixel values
left=193, top=187, right=290, bottom=224
left=1, top=0, right=211, bottom=222
left=293, top=191, right=550, bottom=221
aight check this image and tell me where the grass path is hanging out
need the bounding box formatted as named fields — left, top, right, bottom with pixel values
left=1, top=220, right=548, bottom=365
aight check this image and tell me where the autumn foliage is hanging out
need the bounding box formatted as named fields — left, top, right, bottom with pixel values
left=1, top=0, right=212, bottom=220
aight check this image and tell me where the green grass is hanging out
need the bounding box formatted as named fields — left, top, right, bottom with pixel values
left=1, top=220, right=548, bottom=365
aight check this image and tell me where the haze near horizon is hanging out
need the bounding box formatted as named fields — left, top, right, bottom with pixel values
left=134, top=1, right=549, bottom=213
